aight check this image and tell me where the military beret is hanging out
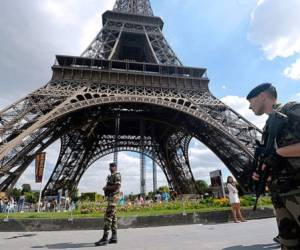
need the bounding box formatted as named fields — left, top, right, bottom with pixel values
left=246, top=83, right=273, bottom=100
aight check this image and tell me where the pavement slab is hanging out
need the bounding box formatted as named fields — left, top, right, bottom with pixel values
left=0, top=218, right=280, bottom=250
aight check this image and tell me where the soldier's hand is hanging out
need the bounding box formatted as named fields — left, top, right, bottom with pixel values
left=252, top=172, right=260, bottom=181
left=252, top=164, right=272, bottom=182
left=262, top=164, right=272, bottom=181
left=252, top=164, right=267, bottom=181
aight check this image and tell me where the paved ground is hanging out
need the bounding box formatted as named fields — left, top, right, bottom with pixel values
left=0, top=218, right=280, bottom=250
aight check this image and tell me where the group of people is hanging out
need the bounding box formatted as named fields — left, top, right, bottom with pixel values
left=119, top=192, right=170, bottom=207
left=0, top=196, right=15, bottom=213
left=0, top=193, right=74, bottom=214
left=96, top=83, right=299, bottom=250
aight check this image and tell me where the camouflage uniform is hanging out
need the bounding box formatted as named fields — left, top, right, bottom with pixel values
left=264, top=102, right=300, bottom=250
left=103, top=171, right=121, bottom=233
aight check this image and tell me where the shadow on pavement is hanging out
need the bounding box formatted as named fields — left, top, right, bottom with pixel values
left=32, top=242, right=95, bottom=249
left=223, top=243, right=280, bottom=250
left=5, top=233, right=37, bottom=239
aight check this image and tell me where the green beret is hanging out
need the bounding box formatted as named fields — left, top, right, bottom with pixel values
left=246, top=83, right=273, bottom=100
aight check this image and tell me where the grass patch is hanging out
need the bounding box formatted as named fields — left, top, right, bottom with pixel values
left=0, top=205, right=273, bottom=220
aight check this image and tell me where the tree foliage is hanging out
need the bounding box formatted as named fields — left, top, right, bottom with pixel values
left=10, top=188, right=21, bottom=199
left=80, top=192, right=97, bottom=202
left=195, top=180, right=209, bottom=194
left=22, top=184, right=32, bottom=193
left=25, top=192, right=39, bottom=204
left=158, top=185, right=169, bottom=193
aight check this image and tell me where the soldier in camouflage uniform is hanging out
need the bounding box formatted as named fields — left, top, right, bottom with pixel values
left=247, top=83, right=300, bottom=250
left=95, top=162, right=121, bottom=246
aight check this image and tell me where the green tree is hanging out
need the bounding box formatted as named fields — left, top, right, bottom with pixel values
left=128, top=192, right=134, bottom=201
left=22, top=184, right=32, bottom=193
left=147, top=191, right=155, bottom=199
left=10, top=188, right=21, bottom=199
left=96, top=193, right=105, bottom=202
left=80, top=192, right=97, bottom=202
left=158, top=185, right=169, bottom=193
left=195, top=180, right=209, bottom=194
left=25, top=192, right=38, bottom=204
left=70, top=188, right=79, bottom=202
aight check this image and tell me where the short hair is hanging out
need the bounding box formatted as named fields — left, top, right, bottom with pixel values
left=109, top=162, right=117, bottom=167
left=264, top=85, right=277, bottom=99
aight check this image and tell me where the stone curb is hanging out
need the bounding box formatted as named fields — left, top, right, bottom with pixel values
left=0, top=207, right=274, bottom=232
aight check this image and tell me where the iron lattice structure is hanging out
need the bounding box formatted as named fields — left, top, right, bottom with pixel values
left=0, top=0, right=261, bottom=196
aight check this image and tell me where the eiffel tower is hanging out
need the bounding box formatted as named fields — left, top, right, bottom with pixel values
left=0, top=0, right=261, bottom=196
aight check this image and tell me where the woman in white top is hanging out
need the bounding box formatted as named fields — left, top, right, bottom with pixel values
left=227, top=176, right=246, bottom=223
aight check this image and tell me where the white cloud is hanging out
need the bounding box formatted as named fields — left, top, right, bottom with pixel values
left=38, top=0, right=115, bottom=53
left=16, top=140, right=60, bottom=190
left=249, top=0, right=300, bottom=60
left=289, top=92, right=300, bottom=102
left=284, top=58, right=300, bottom=80
left=79, top=0, right=116, bottom=52
left=39, top=0, right=79, bottom=25
left=256, top=0, right=266, bottom=6
left=79, top=13, right=102, bottom=52
left=189, top=139, right=228, bottom=184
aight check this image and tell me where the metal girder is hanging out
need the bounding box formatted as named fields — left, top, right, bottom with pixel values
left=162, top=133, right=196, bottom=194
left=0, top=78, right=261, bottom=193
left=0, top=135, right=58, bottom=192
left=81, top=21, right=122, bottom=59
left=113, top=0, right=154, bottom=16
left=139, top=119, right=146, bottom=195
left=81, top=3, right=181, bottom=65
left=41, top=112, right=198, bottom=196
left=146, top=30, right=182, bottom=65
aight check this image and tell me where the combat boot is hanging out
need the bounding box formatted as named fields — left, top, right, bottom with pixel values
left=108, top=230, right=117, bottom=244
left=95, top=231, right=109, bottom=246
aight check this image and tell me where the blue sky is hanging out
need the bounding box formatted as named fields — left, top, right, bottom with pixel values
left=152, top=0, right=300, bottom=102
left=0, top=0, right=299, bottom=194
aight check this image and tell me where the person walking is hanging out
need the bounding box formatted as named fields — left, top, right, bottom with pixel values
left=18, top=191, right=25, bottom=212
left=247, top=83, right=300, bottom=249
left=226, top=176, right=246, bottom=223
left=95, top=162, right=121, bottom=246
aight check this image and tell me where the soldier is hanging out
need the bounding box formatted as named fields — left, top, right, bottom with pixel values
left=95, top=162, right=121, bottom=246
left=247, top=83, right=300, bottom=250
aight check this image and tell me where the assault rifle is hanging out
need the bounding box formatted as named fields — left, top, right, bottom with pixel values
left=104, top=184, right=120, bottom=197
left=252, top=110, right=288, bottom=211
